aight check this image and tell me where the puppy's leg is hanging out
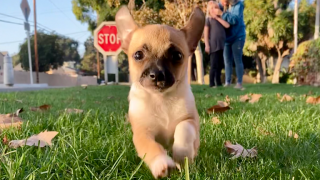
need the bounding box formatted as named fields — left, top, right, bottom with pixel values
left=133, top=130, right=176, bottom=178
left=172, top=120, right=199, bottom=166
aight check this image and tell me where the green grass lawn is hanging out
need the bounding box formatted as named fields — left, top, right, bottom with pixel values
left=0, top=84, right=319, bottom=179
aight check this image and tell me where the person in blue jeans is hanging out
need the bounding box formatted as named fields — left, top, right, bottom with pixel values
left=215, top=0, right=246, bottom=89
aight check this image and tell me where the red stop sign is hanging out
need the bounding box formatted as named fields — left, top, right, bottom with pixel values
left=94, top=22, right=122, bottom=56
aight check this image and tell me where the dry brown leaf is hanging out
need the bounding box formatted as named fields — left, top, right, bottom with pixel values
left=225, top=95, right=231, bottom=104
left=306, top=96, right=320, bottom=104
left=64, top=108, right=84, bottom=114
left=258, top=127, right=274, bottom=136
left=277, top=93, right=281, bottom=99
left=2, top=136, right=8, bottom=145
left=8, top=130, right=58, bottom=148
left=224, top=141, right=257, bottom=159
left=294, top=133, right=299, bottom=139
left=280, top=94, right=294, bottom=102
left=207, top=101, right=231, bottom=114
left=249, top=94, right=262, bottom=103
left=288, top=130, right=293, bottom=137
left=30, top=104, right=51, bottom=111
left=15, top=99, right=23, bottom=103
left=107, top=96, right=114, bottom=99
left=6, top=108, right=24, bottom=117
left=239, top=94, right=250, bottom=102
left=205, top=94, right=212, bottom=98
left=212, top=117, right=221, bottom=125
left=81, top=84, right=88, bottom=89
left=0, top=109, right=24, bottom=129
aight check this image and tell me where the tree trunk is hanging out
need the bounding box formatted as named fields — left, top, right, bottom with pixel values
left=261, top=59, right=267, bottom=83
left=272, top=49, right=283, bottom=83
left=194, top=42, right=204, bottom=84
left=255, top=57, right=263, bottom=83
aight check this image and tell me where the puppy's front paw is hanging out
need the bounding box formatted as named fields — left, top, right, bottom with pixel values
left=173, top=143, right=195, bottom=165
left=150, top=155, right=176, bottom=179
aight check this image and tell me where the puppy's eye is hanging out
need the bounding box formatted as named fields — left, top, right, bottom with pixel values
left=133, top=51, right=144, bottom=61
left=171, top=51, right=182, bottom=61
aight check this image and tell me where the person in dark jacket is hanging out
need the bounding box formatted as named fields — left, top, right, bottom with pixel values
left=204, top=1, right=230, bottom=88
left=215, top=0, right=246, bottom=89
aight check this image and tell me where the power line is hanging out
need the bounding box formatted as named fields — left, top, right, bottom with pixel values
left=0, top=12, right=54, bottom=32
left=0, top=40, right=23, bottom=45
left=47, top=0, right=82, bottom=28
left=0, top=19, right=23, bottom=25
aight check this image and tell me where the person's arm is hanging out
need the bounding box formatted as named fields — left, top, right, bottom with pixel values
left=215, top=16, right=230, bottom=28
left=220, top=3, right=244, bottom=25
left=204, top=18, right=210, bottom=53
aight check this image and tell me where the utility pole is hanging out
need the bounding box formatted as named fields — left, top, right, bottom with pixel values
left=96, top=14, right=100, bottom=79
left=294, top=0, right=298, bottom=53
left=33, top=0, right=39, bottom=83
left=315, top=0, right=320, bottom=39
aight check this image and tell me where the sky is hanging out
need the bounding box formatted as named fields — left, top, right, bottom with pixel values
left=0, top=0, right=91, bottom=57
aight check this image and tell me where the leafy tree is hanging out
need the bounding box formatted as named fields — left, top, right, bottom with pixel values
left=243, top=0, right=315, bottom=83
left=18, top=31, right=80, bottom=72
left=19, top=31, right=64, bottom=72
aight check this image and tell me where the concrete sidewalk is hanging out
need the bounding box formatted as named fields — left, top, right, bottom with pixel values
left=0, top=84, right=68, bottom=92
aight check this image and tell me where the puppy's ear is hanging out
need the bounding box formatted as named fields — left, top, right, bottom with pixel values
left=115, top=6, right=138, bottom=54
left=180, top=7, right=205, bottom=54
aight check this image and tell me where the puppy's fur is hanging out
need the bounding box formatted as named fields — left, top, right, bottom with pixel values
left=115, top=6, right=205, bottom=179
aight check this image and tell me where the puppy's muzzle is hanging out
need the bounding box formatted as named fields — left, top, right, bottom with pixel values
left=140, top=65, right=175, bottom=91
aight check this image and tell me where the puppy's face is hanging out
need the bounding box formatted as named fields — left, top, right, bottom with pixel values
left=127, top=25, right=189, bottom=92
left=116, top=6, right=205, bottom=92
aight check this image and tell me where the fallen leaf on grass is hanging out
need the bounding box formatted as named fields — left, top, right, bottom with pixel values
left=288, top=130, right=299, bottom=139
left=205, top=94, right=212, bottom=98
left=6, top=108, right=24, bottom=117
left=8, top=130, right=58, bottom=148
left=64, top=108, right=84, bottom=114
left=212, top=117, right=221, bottom=125
left=277, top=93, right=281, bottom=99
left=81, top=84, right=88, bottom=89
left=225, top=95, right=231, bottom=104
left=257, top=127, right=274, bottom=136
left=249, top=94, right=262, bottom=104
left=2, top=136, right=8, bottom=145
left=30, top=104, right=51, bottom=111
left=280, top=94, right=294, bottom=102
left=239, top=94, right=250, bottom=102
left=207, top=101, right=231, bottom=114
left=0, top=109, right=24, bottom=129
left=306, top=96, right=320, bottom=104
left=224, top=141, right=257, bottom=159
left=15, top=99, right=23, bottom=103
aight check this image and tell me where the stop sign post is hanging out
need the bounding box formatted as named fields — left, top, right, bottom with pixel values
left=94, top=22, right=122, bottom=84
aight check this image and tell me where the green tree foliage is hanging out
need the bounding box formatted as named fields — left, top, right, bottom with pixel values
left=18, top=31, right=79, bottom=72
left=243, top=0, right=315, bottom=83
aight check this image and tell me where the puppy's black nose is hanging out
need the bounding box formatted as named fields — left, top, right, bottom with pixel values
left=149, top=70, right=165, bottom=82
left=149, top=72, right=156, bottom=80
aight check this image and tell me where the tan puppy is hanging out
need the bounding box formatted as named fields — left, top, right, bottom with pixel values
left=115, top=6, right=205, bottom=179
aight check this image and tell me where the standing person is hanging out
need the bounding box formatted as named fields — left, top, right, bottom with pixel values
left=204, top=1, right=230, bottom=88
left=216, top=0, right=246, bottom=89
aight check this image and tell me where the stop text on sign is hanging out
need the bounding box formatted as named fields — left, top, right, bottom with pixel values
left=98, top=33, right=120, bottom=44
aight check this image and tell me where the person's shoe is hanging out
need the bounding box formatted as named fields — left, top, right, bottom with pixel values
left=234, top=83, right=243, bottom=89
left=224, top=83, right=231, bottom=87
